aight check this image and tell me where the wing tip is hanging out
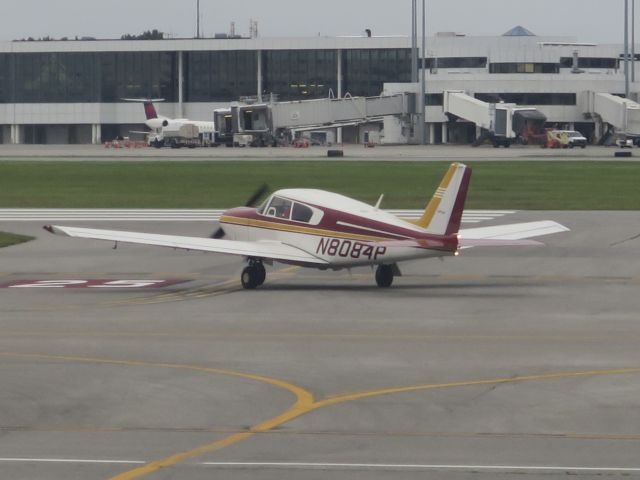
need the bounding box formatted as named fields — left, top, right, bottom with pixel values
left=43, top=225, right=69, bottom=236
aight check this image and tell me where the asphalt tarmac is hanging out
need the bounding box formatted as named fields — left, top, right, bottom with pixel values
left=1, top=211, right=639, bottom=479
left=0, top=143, right=639, bottom=161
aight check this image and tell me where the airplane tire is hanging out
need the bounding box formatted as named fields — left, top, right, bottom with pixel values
left=241, top=266, right=259, bottom=289
left=375, top=265, right=394, bottom=288
left=255, top=263, right=266, bottom=286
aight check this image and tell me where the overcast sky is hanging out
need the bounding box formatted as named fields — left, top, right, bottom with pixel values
left=0, top=0, right=630, bottom=44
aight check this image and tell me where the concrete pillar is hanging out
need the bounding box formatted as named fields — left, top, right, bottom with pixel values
left=476, top=125, right=482, bottom=140
left=92, top=124, right=102, bottom=144
left=568, top=122, right=575, bottom=131
left=11, top=124, right=20, bottom=144
left=442, top=123, right=448, bottom=144
left=429, top=123, right=435, bottom=145
left=257, top=50, right=263, bottom=102
left=178, top=51, right=184, bottom=118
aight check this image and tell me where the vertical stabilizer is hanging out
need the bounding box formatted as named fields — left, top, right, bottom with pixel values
left=408, top=163, right=472, bottom=236
left=143, top=102, right=158, bottom=120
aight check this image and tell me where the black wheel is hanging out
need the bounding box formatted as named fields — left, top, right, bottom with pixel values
left=241, top=266, right=258, bottom=289
left=255, top=263, right=266, bottom=286
left=375, top=265, right=394, bottom=288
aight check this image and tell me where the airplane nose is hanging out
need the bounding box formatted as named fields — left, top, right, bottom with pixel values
left=210, top=209, right=231, bottom=239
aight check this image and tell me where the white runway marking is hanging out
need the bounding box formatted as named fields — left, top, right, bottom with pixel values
left=0, top=458, right=638, bottom=473
left=0, top=209, right=516, bottom=223
left=196, top=462, right=640, bottom=472
left=0, top=457, right=144, bottom=465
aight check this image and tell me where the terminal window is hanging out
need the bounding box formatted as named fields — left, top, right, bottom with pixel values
left=489, top=63, right=559, bottom=74
left=559, top=57, right=619, bottom=69
left=475, top=92, right=576, bottom=105
left=185, top=50, right=257, bottom=102
left=262, top=50, right=337, bottom=101
left=424, top=57, right=487, bottom=70
left=343, top=49, right=411, bottom=97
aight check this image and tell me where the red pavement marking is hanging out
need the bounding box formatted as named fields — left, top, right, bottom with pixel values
left=0, top=279, right=188, bottom=289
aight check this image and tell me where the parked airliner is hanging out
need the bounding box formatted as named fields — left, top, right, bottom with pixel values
left=124, top=99, right=216, bottom=147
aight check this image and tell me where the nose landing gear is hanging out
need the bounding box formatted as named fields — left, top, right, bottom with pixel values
left=241, top=260, right=266, bottom=289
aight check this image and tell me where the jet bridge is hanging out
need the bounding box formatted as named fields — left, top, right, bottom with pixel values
left=443, top=90, right=546, bottom=146
left=588, top=92, right=640, bottom=141
left=214, top=94, right=413, bottom=145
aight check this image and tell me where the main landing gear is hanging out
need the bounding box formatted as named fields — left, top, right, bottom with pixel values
left=375, top=264, right=394, bottom=288
left=241, top=260, right=266, bottom=289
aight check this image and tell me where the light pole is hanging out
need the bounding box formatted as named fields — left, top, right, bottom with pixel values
left=633, top=0, right=636, bottom=83
left=411, top=0, right=418, bottom=83
left=625, top=0, right=630, bottom=98
left=420, top=0, right=427, bottom=145
left=196, top=0, right=201, bottom=39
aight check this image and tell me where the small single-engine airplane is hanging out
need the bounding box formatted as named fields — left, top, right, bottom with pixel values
left=44, top=163, right=568, bottom=289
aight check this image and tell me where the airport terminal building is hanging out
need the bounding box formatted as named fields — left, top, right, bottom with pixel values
left=0, top=27, right=638, bottom=144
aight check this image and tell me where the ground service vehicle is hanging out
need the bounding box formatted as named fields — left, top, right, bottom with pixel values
left=545, top=130, right=587, bottom=149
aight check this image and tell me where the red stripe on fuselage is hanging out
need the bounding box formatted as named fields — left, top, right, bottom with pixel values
left=222, top=204, right=458, bottom=250
left=446, top=166, right=472, bottom=236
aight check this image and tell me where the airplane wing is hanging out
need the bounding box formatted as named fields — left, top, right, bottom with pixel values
left=44, top=225, right=328, bottom=266
left=459, top=220, right=569, bottom=247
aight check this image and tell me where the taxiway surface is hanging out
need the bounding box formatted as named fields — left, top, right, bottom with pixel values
left=1, top=212, right=639, bottom=479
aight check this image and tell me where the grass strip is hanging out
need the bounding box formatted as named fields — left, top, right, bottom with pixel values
left=0, top=160, right=638, bottom=210
left=0, top=231, right=34, bottom=248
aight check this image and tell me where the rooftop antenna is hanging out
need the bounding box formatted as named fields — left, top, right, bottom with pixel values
left=250, top=19, right=259, bottom=38
left=230, top=21, right=236, bottom=38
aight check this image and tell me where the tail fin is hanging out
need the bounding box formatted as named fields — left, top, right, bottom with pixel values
left=408, top=162, right=472, bottom=236
left=143, top=102, right=158, bottom=120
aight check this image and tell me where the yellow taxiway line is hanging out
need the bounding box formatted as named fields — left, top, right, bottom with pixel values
left=1, top=351, right=639, bottom=479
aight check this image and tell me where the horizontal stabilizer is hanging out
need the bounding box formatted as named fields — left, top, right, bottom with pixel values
left=121, top=98, right=165, bottom=103
left=460, top=221, right=569, bottom=241
left=458, top=238, right=543, bottom=247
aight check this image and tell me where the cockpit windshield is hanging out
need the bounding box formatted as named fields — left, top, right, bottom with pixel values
left=265, top=196, right=293, bottom=220
left=256, top=198, right=269, bottom=215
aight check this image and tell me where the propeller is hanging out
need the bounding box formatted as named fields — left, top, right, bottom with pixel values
left=211, top=184, right=269, bottom=239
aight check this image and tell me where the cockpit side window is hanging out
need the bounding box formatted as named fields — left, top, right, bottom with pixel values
left=291, top=202, right=314, bottom=223
left=256, top=198, right=269, bottom=215
left=265, top=196, right=293, bottom=219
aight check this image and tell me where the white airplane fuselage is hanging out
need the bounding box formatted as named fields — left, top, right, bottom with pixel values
left=219, top=189, right=458, bottom=269
left=146, top=117, right=216, bottom=134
